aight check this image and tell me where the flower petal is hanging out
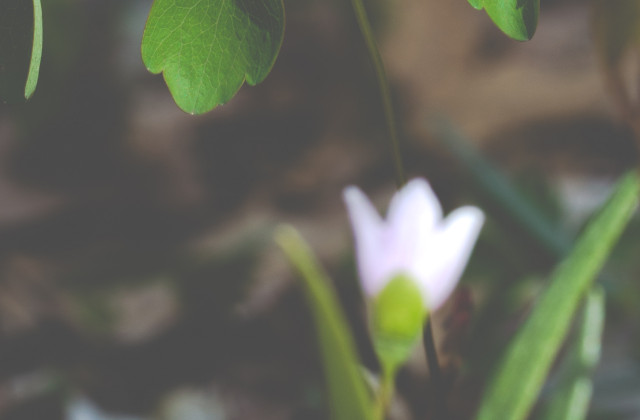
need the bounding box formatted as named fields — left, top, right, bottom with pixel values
left=343, top=186, right=387, bottom=297
left=385, top=179, right=443, bottom=269
left=415, top=206, right=484, bottom=310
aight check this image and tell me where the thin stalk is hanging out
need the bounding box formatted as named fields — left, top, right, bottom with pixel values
left=423, top=322, right=446, bottom=419
left=350, top=0, right=406, bottom=187
left=348, top=0, right=447, bottom=417
left=374, top=365, right=396, bottom=420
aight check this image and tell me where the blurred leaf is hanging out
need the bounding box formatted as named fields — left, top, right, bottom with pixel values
left=593, top=0, right=640, bottom=65
left=431, top=117, right=572, bottom=257
left=0, top=0, right=42, bottom=102
left=476, top=171, right=640, bottom=420
left=481, top=0, right=539, bottom=41
left=540, top=286, right=605, bottom=420
left=141, top=0, right=285, bottom=114
left=276, top=225, right=374, bottom=420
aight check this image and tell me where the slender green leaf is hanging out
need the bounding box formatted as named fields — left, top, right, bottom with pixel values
left=482, top=0, right=539, bottom=41
left=276, top=225, right=374, bottom=420
left=0, top=0, right=43, bottom=102
left=541, top=287, right=605, bottom=420
left=431, top=117, right=572, bottom=257
left=476, top=171, right=640, bottom=420
left=141, top=0, right=285, bottom=114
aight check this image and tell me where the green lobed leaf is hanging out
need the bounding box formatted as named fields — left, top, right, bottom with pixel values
left=476, top=171, right=640, bottom=420
left=467, top=0, right=483, bottom=11
left=0, top=0, right=43, bottom=102
left=25, top=0, right=42, bottom=100
left=541, top=287, right=605, bottom=420
left=141, top=0, right=285, bottom=115
left=276, top=225, right=374, bottom=420
left=482, top=0, right=539, bottom=41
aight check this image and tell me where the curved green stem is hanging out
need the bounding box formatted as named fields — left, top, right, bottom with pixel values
left=349, top=0, right=447, bottom=417
left=349, top=0, right=406, bottom=187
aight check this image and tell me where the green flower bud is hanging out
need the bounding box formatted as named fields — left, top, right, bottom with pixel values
left=372, top=273, right=428, bottom=373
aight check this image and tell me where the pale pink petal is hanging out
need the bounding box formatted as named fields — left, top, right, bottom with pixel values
left=345, top=178, right=483, bottom=310
left=386, top=179, right=442, bottom=235
left=414, top=206, right=484, bottom=310
left=343, top=186, right=387, bottom=297
left=385, top=179, right=443, bottom=270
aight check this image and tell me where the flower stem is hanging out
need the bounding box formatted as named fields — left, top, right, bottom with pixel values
left=423, top=321, right=447, bottom=419
left=374, top=365, right=396, bottom=420
left=349, top=0, right=406, bottom=187
left=348, top=0, right=448, bottom=417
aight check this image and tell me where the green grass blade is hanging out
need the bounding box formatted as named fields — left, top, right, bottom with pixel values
left=476, top=171, right=640, bottom=420
left=541, top=286, right=605, bottom=420
left=276, top=225, right=374, bottom=420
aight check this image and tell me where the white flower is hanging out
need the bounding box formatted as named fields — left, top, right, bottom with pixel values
left=343, top=178, right=484, bottom=311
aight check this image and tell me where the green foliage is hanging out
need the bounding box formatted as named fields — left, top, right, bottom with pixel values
left=276, top=225, right=374, bottom=420
left=467, top=0, right=483, bottom=11
left=372, top=274, right=426, bottom=374
left=141, top=0, right=285, bottom=115
left=470, top=0, right=539, bottom=41
left=540, top=287, right=605, bottom=420
left=476, top=171, right=640, bottom=420
left=0, top=0, right=42, bottom=102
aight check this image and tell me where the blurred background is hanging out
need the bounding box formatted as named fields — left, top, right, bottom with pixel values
left=0, top=0, right=639, bottom=418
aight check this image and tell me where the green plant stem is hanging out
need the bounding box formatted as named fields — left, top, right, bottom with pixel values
left=350, top=0, right=406, bottom=187
left=374, top=366, right=396, bottom=420
left=348, top=0, right=447, bottom=417
left=423, top=322, right=446, bottom=419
